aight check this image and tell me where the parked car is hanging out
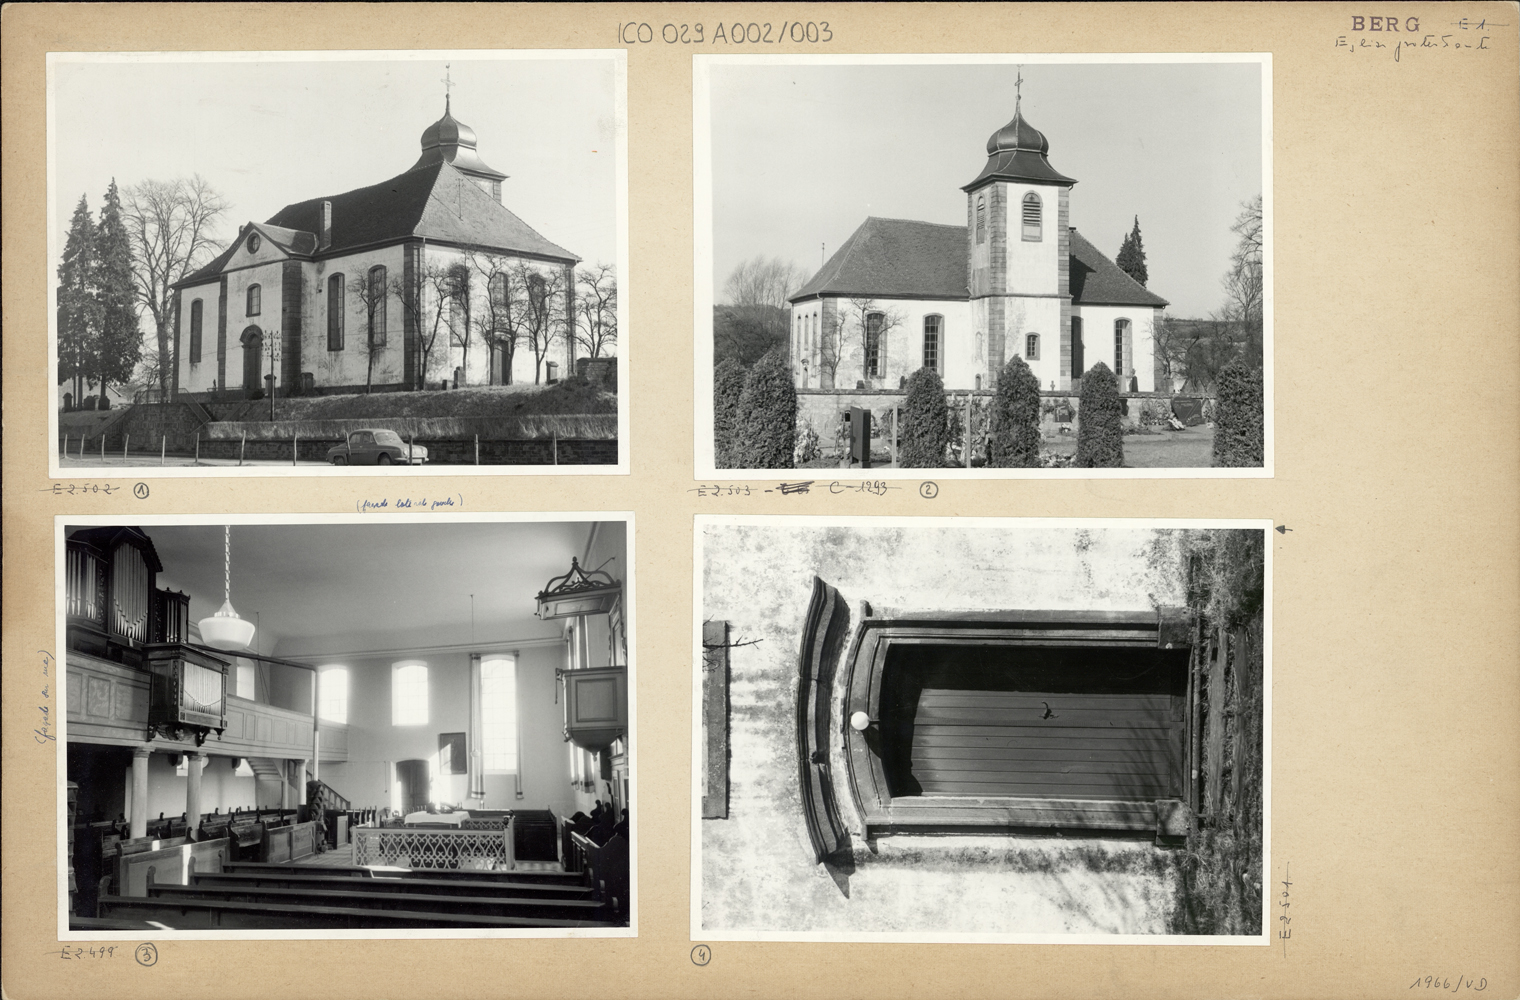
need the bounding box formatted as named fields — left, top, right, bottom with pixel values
left=326, top=429, right=428, bottom=466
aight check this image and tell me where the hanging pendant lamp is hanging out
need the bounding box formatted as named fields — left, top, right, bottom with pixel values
left=198, top=525, right=256, bottom=651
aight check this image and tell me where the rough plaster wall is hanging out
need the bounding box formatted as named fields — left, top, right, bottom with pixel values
left=700, top=523, right=1188, bottom=935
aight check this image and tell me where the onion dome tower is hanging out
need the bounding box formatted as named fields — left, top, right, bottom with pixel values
left=411, top=89, right=509, bottom=204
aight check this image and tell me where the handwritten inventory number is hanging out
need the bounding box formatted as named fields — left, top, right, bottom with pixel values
left=688, top=481, right=899, bottom=498
left=49, top=945, right=121, bottom=960
left=618, top=21, right=831, bottom=45
left=40, top=482, right=124, bottom=496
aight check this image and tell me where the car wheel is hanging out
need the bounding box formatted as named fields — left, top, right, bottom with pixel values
left=377, top=454, right=392, bottom=465
left=331, top=456, right=347, bottom=466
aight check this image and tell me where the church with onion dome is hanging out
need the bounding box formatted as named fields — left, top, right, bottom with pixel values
left=788, top=88, right=1169, bottom=394
left=170, top=96, right=581, bottom=398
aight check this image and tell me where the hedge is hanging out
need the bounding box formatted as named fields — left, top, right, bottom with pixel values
left=987, top=355, right=1042, bottom=467
left=713, top=357, right=746, bottom=468
left=899, top=366, right=950, bottom=468
left=735, top=347, right=797, bottom=469
left=1074, top=362, right=1124, bottom=468
left=1212, top=359, right=1264, bottom=467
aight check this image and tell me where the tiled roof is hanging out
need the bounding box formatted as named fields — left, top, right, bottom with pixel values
left=1068, top=228, right=1169, bottom=308
left=179, top=160, right=576, bottom=287
left=790, top=217, right=969, bottom=301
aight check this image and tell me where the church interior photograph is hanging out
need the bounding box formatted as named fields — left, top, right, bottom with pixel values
left=701, top=57, right=1267, bottom=473
left=58, top=516, right=633, bottom=934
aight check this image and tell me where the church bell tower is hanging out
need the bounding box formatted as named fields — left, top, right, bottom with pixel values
left=962, top=74, right=1077, bottom=388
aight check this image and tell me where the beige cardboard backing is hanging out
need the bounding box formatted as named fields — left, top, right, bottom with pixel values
left=3, top=3, right=1517, bottom=998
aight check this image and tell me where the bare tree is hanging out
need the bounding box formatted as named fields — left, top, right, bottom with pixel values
left=122, top=176, right=229, bottom=398
left=516, top=262, right=565, bottom=384
left=817, top=309, right=846, bottom=389
left=347, top=268, right=392, bottom=393
left=445, top=262, right=473, bottom=386
left=390, top=259, right=455, bottom=390
left=470, top=252, right=525, bottom=385
left=723, top=255, right=808, bottom=310
left=1217, top=194, right=1263, bottom=366
left=842, top=296, right=904, bottom=385
left=574, top=262, right=617, bottom=359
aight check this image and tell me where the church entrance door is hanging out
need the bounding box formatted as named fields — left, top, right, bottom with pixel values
left=241, top=326, right=264, bottom=397
left=1071, top=317, right=1084, bottom=383
left=396, top=758, right=430, bottom=813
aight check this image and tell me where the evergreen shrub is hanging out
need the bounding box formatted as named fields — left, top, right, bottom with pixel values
left=712, top=357, right=746, bottom=468
left=898, top=366, right=950, bottom=468
left=1211, top=359, right=1264, bottom=467
left=735, top=347, right=797, bottom=469
left=987, top=355, right=1042, bottom=467
left=1074, top=362, right=1124, bottom=467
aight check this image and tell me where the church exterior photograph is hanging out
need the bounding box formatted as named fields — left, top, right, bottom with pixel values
left=696, top=56, right=1270, bottom=476
left=48, top=51, right=627, bottom=475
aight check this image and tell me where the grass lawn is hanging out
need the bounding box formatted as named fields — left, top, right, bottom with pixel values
left=210, top=381, right=616, bottom=422
left=1042, top=424, right=1215, bottom=468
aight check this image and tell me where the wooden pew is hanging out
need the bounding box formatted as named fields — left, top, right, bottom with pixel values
left=97, top=896, right=619, bottom=930
left=192, top=871, right=595, bottom=899
left=570, top=831, right=629, bottom=919
left=145, top=882, right=613, bottom=921
left=222, top=861, right=587, bottom=886
left=259, top=820, right=319, bottom=863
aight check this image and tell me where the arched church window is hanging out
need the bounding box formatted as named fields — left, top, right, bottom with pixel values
left=975, top=195, right=987, bottom=245
left=318, top=667, right=349, bottom=724
left=392, top=661, right=429, bottom=726
left=246, top=283, right=261, bottom=317
left=189, top=299, right=203, bottom=364
left=923, top=315, right=942, bottom=372
left=865, top=312, right=884, bottom=378
left=368, top=266, right=387, bottom=347
left=481, top=655, right=519, bottom=773
left=1114, top=318, right=1132, bottom=379
left=1026, top=333, right=1040, bottom=360
left=1022, top=192, right=1042, bottom=241
left=327, top=273, right=345, bottom=351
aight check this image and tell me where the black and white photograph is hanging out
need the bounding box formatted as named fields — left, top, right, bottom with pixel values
left=695, top=516, right=1268, bottom=941
left=48, top=51, right=627, bottom=476
left=696, top=56, right=1270, bottom=477
left=58, top=514, right=634, bottom=937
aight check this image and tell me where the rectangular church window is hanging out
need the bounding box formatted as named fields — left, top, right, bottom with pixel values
left=481, top=655, right=518, bottom=773
left=236, top=662, right=255, bottom=700
left=327, top=273, right=345, bottom=351
left=923, top=316, right=941, bottom=372
left=865, top=312, right=883, bottom=378
left=392, top=660, right=428, bottom=726
left=368, top=266, right=387, bottom=347
left=318, top=666, right=349, bottom=724
left=246, top=283, right=261, bottom=317
left=189, top=299, right=203, bottom=364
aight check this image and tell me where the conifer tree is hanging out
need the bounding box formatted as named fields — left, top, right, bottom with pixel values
left=987, top=355, right=1041, bottom=467
left=1074, top=361, right=1125, bottom=467
left=735, top=347, right=797, bottom=468
left=57, top=195, right=101, bottom=408
left=1211, top=358, right=1264, bottom=467
left=898, top=366, right=950, bottom=468
left=713, top=356, right=747, bottom=467
left=93, top=180, right=142, bottom=406
left=1115, top=216, right=1148, bottom=286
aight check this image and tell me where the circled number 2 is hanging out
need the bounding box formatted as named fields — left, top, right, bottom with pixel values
left=919, top=481, right=939, bottom=499
left=690, top=944, right=712, bottom=966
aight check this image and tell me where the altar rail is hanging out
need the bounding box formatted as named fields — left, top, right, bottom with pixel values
left=352, top=825, right=515, bottom=870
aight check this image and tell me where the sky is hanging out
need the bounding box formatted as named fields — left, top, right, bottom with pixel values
left=49, top=52, right=621, bottom=273
left=706, top=59, right=1264, bottom=318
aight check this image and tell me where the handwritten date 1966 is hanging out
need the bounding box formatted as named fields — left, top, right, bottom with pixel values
left=1410, top=976, right=1486, bottom=992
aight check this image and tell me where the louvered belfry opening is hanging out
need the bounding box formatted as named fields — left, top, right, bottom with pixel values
left=877, top=643, right=1187, bottom=802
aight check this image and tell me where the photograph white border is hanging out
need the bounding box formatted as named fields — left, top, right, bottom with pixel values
left=46, top=49, right=631, bottom=479
left=55, top=510, right=638, bottom=940
left=690, top=514, right=1272, bottom=944
left=693, top=53, right=1274, bottom=480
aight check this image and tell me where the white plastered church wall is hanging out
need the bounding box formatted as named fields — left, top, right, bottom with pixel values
left=1072, top=303, right=1158, bottom=392
left=308, top=244, right=409, bottom=389
left=176, top=277, right=224, bottom=393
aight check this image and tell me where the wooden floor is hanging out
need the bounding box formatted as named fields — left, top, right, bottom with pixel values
left=291, top=843, right=356, bottom=867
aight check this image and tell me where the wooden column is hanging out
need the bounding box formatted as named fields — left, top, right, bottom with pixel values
left=185, top=753, right=205, bottom=835
left=129, top=747, right=151, bottom=839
